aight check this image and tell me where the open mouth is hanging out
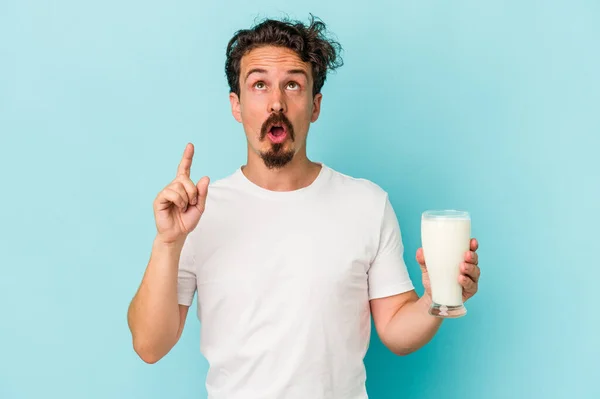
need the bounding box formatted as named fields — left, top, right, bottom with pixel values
left=267, top=124, right=288, bottom=143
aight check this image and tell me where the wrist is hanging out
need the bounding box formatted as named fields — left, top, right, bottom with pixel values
left=154, top=235, right=186, bottom=253
left=417, top=294, right=444, bottom=328
left=418, top=292, right=435, bottom=313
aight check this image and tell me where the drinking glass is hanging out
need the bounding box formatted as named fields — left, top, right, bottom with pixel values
left=421, top=210, right=471, bottom=318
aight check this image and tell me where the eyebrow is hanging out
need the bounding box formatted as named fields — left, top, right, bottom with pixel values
left=287, top=69, right=309, bottom=80
left=245, top=68, right=309, bottom=82
left=245, top=68, right=267, bottom=81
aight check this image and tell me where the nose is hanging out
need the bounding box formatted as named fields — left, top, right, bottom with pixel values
left=269, top=88, right=287, bottom=114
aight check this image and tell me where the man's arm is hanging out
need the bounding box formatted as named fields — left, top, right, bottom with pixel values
left=127, top=143, right=208, bottom=364
left=370, top=290, right=442, bottom=356
left=370, top=240, right=481, bottom=356
left=127, top=237, right=190, bottom=364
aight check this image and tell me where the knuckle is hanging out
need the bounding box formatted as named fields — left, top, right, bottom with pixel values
left=175, top=175, right=188, bottom=185
left=181, top=179, right=196, bottom=194
left=172, top=182, right=185, bottom=193
left=167, top=181, right=178, bottom=191
left=156, top=188, right=169, bottom=200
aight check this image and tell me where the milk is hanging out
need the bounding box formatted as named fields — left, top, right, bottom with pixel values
left=421, top=211, right=471, bottom=308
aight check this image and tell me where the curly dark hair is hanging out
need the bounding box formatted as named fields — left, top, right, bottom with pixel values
left=225, top=14, right=344, bottom=98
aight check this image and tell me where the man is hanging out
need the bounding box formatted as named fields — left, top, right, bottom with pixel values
left=127, top=15, right=480, bottom=398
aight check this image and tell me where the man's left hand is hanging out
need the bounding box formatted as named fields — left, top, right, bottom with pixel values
left=416, top=238, right=480, bottom=303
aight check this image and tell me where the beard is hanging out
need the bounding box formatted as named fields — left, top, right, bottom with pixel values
left=260, top=143, right=295, bottom=169
left=259, top=112, right=296, bottom=169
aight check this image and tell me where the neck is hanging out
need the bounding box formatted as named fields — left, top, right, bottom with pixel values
left=241, top=149, right=322, bottom=192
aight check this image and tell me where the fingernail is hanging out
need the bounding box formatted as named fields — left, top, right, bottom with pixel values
left=191, top=197, right=197, bottom=205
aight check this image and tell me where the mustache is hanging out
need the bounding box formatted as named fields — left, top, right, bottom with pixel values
left=260, top=113, right=295, bottom=141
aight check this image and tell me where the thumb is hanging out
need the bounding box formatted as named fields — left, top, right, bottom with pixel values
left=195, top=176, right=210, bottom=210
left=416, top=248, right=427, bottom=273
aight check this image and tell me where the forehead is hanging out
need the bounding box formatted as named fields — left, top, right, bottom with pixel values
left=241, top=46, right=312, bottom=78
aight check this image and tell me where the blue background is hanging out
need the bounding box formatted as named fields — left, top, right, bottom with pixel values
left=1, top=1, right=598, bottom=398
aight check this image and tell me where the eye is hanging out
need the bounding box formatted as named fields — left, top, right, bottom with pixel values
left=254, top=81, right=266, bottom=90
left=287, top=81, right=300, bottom=90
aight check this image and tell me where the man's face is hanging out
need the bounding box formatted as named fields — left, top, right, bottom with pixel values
left=229, top=46, right=323, bottom=169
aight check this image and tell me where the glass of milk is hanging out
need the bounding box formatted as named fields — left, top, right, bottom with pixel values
left=421, top=210, right=471, bottom=318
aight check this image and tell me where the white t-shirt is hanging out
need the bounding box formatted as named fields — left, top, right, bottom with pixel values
left=177, top=163, right=414, bottom=399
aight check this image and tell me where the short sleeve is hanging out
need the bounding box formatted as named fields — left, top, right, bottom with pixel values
left=368, top=195, right=415, bottom=300
left=177, top=233, right=198, bottom=306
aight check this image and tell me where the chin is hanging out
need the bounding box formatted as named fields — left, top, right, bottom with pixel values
left=260, top=143, right=295, bottom=169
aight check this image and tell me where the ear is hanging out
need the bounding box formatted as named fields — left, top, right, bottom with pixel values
left=229, top=92, right=242, bottom=123
left=311, top=93, right=323, bottom=123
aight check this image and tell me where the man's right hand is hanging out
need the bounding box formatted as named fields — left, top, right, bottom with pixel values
left=153, top=143, right=209, bottom=245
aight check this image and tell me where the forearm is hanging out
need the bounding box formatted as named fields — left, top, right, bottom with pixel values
left=380, top=294, right=443, bottom=356
left=127, top=236, right=184, bottom=361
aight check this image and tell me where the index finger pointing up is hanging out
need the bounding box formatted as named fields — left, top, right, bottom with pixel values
left=177, top=143, right=194, bottom=177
